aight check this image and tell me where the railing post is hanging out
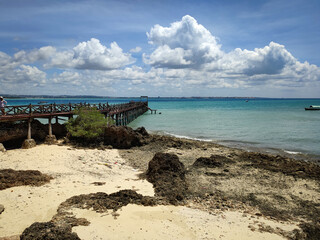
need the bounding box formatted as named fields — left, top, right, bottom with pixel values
left=29, top=104, right=32, bottom=116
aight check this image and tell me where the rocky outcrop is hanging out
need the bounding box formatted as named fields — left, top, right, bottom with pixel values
left=104, top=125, right=145, bottom=149
left=146, top=152, right=188, bottom=204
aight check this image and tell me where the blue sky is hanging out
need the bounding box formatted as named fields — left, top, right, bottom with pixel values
left=0, top=0, right=319, bottom=97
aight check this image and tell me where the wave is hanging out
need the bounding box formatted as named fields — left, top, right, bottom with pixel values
left=284, top=150, right=302, bottom=155
left=147, top=130, right=213, bottom=142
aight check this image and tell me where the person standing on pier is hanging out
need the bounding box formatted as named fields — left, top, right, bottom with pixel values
left=0, top=96, right=7, bottom=115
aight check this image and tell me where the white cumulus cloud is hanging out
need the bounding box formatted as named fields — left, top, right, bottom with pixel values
left=144, top=15, right=223, bottom=69
left=47, top=38, right=135, bottom=70
left=130, top=46, right=142, bottom=53
left=143, top=15, right=320, bottom=90
left=1, top=64, right=46, bottom=84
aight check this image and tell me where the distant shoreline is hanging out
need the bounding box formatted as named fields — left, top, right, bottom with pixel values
left=1, top=94, right=320, bottom=100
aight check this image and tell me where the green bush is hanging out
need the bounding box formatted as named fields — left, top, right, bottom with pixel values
left=65, top=107, right=114, bottom=141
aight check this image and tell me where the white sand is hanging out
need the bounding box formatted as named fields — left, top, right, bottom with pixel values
left=0, top=144, right=298, bottom=239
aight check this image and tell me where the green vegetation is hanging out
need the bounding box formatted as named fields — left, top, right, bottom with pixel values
left=65, top=107, right=114, bottom=141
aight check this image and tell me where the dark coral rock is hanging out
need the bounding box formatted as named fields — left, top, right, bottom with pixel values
left=20, top=222, right=80, bottom=240
left=0, top=169, right=52, bottom=190
left=104, top=126, right=144, bottom=149
left=60, top=189, right=156, bottom=213
left=146, top=152, right=188, bottom=204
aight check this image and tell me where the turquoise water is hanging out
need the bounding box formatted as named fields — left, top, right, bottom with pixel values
left=4, top=97, right=320, bottom=160
left=129, top=98, right=320, bottom=160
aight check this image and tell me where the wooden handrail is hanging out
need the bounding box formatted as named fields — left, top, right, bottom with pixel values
left=1, top=101, right=148, bottom=117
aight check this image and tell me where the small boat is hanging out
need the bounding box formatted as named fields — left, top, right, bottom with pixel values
left=305, top=105, right=320, bottom=110
left=38, top=101, right=48, bottom=104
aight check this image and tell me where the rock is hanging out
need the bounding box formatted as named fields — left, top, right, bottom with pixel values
left=146, top=152, right=188, bottom=204
left=104, top=125, right=144, bottom=149
left=44, top=135, right=57, bottom=144
left=0, top=204, right=4, bottom=214
left=20, top=222, right=80, bottom=240
left=0, top=143, right=6, bottom=152
left=22, top=139, right=36, bottom=149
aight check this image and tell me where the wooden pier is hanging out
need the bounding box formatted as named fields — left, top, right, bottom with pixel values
left=0, top=99, right=149, bottom=147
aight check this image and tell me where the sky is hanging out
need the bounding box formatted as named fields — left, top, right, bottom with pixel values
left=0, top=0, right=319, bottom=98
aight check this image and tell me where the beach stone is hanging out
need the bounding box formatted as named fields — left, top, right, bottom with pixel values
left=44, top=135, right=57, bottom=144
left=0, top=143, right=6, bottom=152
left=22, top=139, right=36, bottom=149
left=0, top=204, right=4, bottom=214
left=146, top=152, right=188, bottom=204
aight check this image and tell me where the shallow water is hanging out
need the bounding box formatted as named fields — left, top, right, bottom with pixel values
left=129, top=98, right=320, bottom=160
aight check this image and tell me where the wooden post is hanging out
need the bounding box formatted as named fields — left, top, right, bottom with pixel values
left=48, top=117, right=52, bottom=136
left=27, top=118, right=32, bottom=139
left=45, top=115, right=57, bottom=144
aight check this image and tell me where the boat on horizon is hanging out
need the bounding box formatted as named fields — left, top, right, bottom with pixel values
left=305, top=105, right=320, bottom=110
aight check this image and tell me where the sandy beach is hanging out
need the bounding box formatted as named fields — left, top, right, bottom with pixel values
left=0, top=135, right=319, bottom=239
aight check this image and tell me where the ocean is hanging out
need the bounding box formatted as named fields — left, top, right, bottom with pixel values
left=5, top=97, right=320, bottom=161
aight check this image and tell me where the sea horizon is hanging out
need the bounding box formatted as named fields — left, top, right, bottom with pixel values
left=1, top=94, right=320, bottom=100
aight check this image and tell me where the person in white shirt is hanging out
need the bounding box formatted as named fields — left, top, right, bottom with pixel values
left=0, top=96, right=7, bottom=115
